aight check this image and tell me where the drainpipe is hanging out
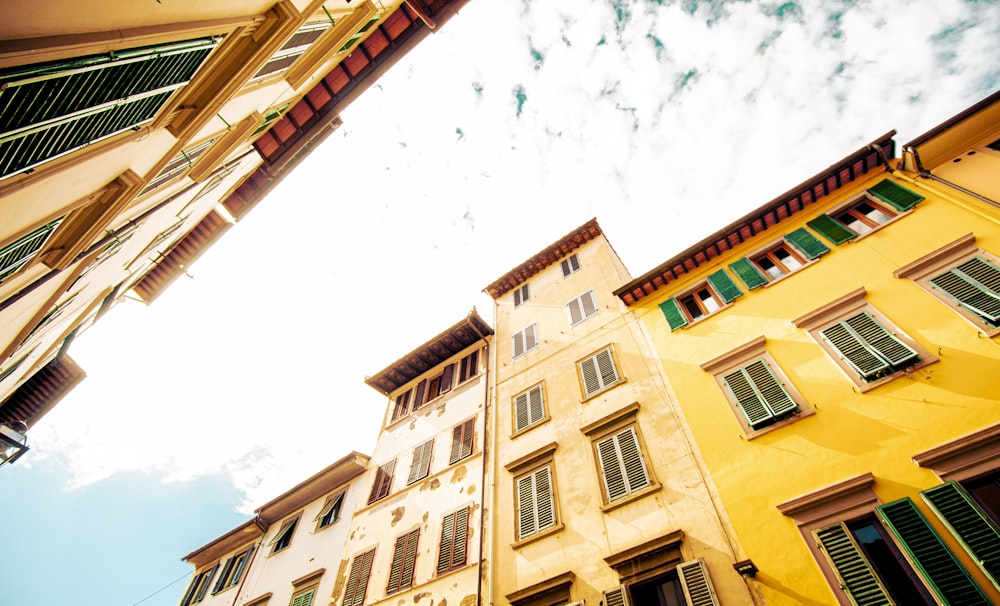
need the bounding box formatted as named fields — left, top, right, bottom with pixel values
left=468, top=315, right=491, bottom=606
left=228, top=514, right=269, bottom=606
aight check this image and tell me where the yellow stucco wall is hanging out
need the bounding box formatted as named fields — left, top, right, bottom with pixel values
left=629, top=169, right=1000, bottom=604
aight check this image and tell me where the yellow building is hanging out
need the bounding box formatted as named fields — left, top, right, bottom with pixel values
left=484, top=221, right=756, bottom=606
left=0, top=0, right=471, bottom=460
left=615, top=91, right=1000, bottom=605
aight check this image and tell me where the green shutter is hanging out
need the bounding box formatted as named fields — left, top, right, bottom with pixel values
left=922, top=482, right=1000, bottom=589
left=877, top=498, right=990, bottom=605
left=930, top=257, right=1000, bottom=323
left=843, top=313, right=919, bottom=368
left=814, top=523, right=893, bottom=606
left=0, top=38, right=218, bottom=178
left=707, top=269, right=743, bottom=303
left=291, top=589, right=315, bottom=606
left=821, top=312, right=918, bottom=381
left=744, top=360, right=799, bottom=417
left=868, top=179, right=924, bottom=211
left=786, top=227, right=830, bottom=259
left=659, top=297, right=688, bottom=330
left=729, top=257, right=768, bottom=289
left=0, top=218, right=63, bottom=281
left=808, top=214, right=856, bottom=245
left=723, top=360, right=798, bottom=429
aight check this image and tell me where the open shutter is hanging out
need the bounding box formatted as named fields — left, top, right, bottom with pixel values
left=596, top=348, right=619, bottom=388
left=744, top=360, right=799, bottom=417
left=868, top=179, right=923, bottom=211
left=877, top=498, right=990, bottom=605
left=368, top=460, right=395, bottom=503
left=440, top=363, right=455, bottom=394
left=707, top=269, right=743, bottom=303
left=922, top=482, right=1000, bottom=587
left=412, top=379, right=427, bottom=410
left=786, top=228, right=830, bottom=260
left=814, top=523, right=892, bottom=606
left=808, top=214, right=856, bottom=245
left=844, top=313, right=919, bottom=368
left=729, top=258, right=768, bottom=289
left=617, top=427, right=650, bottom=495
left=0, top=219, right=64, bottom=281
left=930, top=257, right=1000, bottom=322
left=229, top=546, right=253, bottom=586
left=342, top=549, right=375, bottom=606
left=408, top=440, right=433, bottom=484
left=449, top=419, right=474, bottom=464
left=212, top=557, right=235, bottom=593
left=603, top=586, right=631, bottom=606
left=194, top=564, right=219, bottom=602
left=567, top=298, right=583, bottom=324
left=660, top=298, right=688, bottom=330
left=0, top=38, right=219, bottom=178
left=677, top=559, right=721, bottom=606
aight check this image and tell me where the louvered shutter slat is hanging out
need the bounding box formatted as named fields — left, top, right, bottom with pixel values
left=815, top=523, right=892, bottom=606
left=438, top=511, right=456, bottom=571
left=533, top=467, right=555, bottom=530
left=922, top=482, right=1000, bottom=586
left=677, top=559, right=721, bottom=606
left=603, top=587, right=630, bottom=606
left=583, top=290, right=598, bottom=316
left=821, top=322, right=889, bottom=379
left=808, top=214, right=856, bottom=245
left=659, top=297, right=688, bottom=330
left=581, top=357, right=601, bottom=396
left=451, top=507, right=469, bottom=568
left=844, top=313, right=919, bottom=367
left=786, top=227, right=830, bottom=259
left=525, top=325, right=537, bottom=350
left=617, top=428, right=650, bottom=494
left=516, top=474, right=536, bottom=538
left=729, top=257, right=769, bottom=289
left=597, top=436, right=628, bottom=501
left=568, top=298, right=583, bottom=324
left=877, top=498, right=990, bottom=605
left=868, top=179, right=924, bottom=211
left=596, top=349, right=619, bottom=388
left=402, top=530, right=419, bottom=588
left=932, top=258, right=1000, bottom=322
left=528, top=386, right=544, bottom=425
left=723, top=368, right=774, bottom=427
left=514, top=393, right=530, bottom=432
left=744, top=360, right=798, bottom=417
left=707, top=269, right=743, bottom=303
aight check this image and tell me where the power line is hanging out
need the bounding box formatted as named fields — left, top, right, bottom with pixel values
left=129, top=570, right=191, bottom=606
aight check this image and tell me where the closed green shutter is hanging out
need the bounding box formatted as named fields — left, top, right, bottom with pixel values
left=868, top=179, right=924, bottom=211
left=786, top=228, right=830, bottom=259
left=877, top=498, right=990, bottom=605
left=814, top=523, right=892, bottom=606
left=843, top=313, right=919, bottom=367
left=659, top=297, right=688, bottom=330
left=930, top=257, right=1000, bottom=323
left=820, top=312, right=918, bottom=381
left=0, top=218, right=63, bottom=281
left=707, top=269, right=743, bottom=303
left=677, top=559, right=721, bottom=606
left=723, top=360, right=799, bottom=429
left=0, top=38, right=218, bottom=178
left=291, top=589, right=315, bottom=606
left=808, top=214, right=856, bottom=245
left=729, top=257, right=768, bottom=289
left=922, top=482, right=1000, bottom=588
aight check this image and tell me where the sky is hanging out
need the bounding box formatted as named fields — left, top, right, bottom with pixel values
left=3, top=1, right=999, bottom=604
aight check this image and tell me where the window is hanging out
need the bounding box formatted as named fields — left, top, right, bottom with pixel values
left=253, top=20, right=333, bottom=80
left=615, top=559, right=721, bottom=606
left=437, top=507, right=470, bottom=574
left=515, top=466, right=557, bottom=540
left=566, top=290, right=598, bottom=325
left=458, top=349, right=480, bottom=383
left=0, top=38, right=219, bottom=179
left=894, top=234, right=1000, bottom=336
left=513, top=383, right=547, bottom=434
left=793, top=288, right=935, bottom=391
left=702, top=337, right=812, bottom=437
left=808, top=179, right=922, bottom=245
left=341, top=548, right=376, bottom=606
left=0, top=219, right=63, bottom=282
left=658, top=269, right=742, bottom=330
left=181, top=563, right=218, bottom=605
left=594, top=427, right=652, bottom=504
left=212, top=546, right=254, bottom=594
left=270, top=517, right=298, bottom=554
left=425, top=364, right=455, bottom=402
left=729, top=228, right=828, bottom=289
left=512, top=324, right=538, bottom=359
left=561, top=254, right=581, bottom=276
left=513, top=284, right=530, bottom=307
left=407, top=439, right=434, bottom=484
left=390, top=389, right=411, bottom=423
left=316, top=492, right=345, bottom=530
left=368, top=460, right=395, bottom=504
left=140, top=137, right=217, bottom=196
left=578, top=346, right=621, bottom=398
left=386, top=529, right=419, bottom=594
left=290, top=588, right=315, bottom=606
left=921, top=473, right=1000, bottom=589
left=449, top=418, right=475, bottom=464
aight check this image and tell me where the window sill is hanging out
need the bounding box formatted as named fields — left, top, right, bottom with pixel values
left=673, top=301, right=736, bottom=331
left=853, top=356, right=938, bottom=393
left=512, top=346, right=539, bottom=361
left=434, top=560, right=478, bottom=581
left=758, top=258, right=819, bottom=289
left=833, top=208, right=912, bottom=245
left=599, top=482, right=662, bottom=514
left=745, top=407, right=815, bottom=440
left=581, top=377, right=627, bottom=403
left=512, top=416, right=551, bottom=439
left=512, top=522, right=565, bottom=549
left=569, top=313, right=599, bottom=328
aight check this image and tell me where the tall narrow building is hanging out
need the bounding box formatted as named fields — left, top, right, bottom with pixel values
left=484, top=221, right=755, bottom=606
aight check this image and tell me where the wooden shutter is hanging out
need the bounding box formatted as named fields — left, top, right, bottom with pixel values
left=877, top=498, right=990, bottom=605
left=368, top=460, right=395, bottom=504
left=729, top=258, right=768, bottom=289
left=597, top=348, right=619, bottom=390
left=660, top=298, right=688, bottom=330
left=514, top=385, right=546, bottom=432
left=342, top=548, right=375, bottom=606
left=568, top=291, right=598, bottom=325
left=391, top=389, right=410, bottom=422
left=930, top=257, right=1000, bottom=322
left=194, top=563, right=219, bottom=602
left=291, top=589, right=315, bottom=606
left=212, top=556, right=235, bottom=593
left=228, top=546, right=253, bottom=586
left=724, top=360, right=799, bottom=429
left=512, top=331, right=524, bottom=358
left=868, top=179, right=923, bottom=211
left=603, top=586, right=631, bottom=606
left=407, top=439, right=434, bottom=484
left=412, top=379, right=427, bottom=410
left=514, top=284, right=528, bottom=306
left=785, top=228, right=830, bottom=260
left=814, top=523, right=893, bottom=606
left=582, top=290, right=598, bottom=317
left=580, top=356, right=601, bottom=396
left=561, top=254, right=580, bottom=276
left=0, top=219, right=64, bottom=281
left=449, top=418, right=475, bottom=464
left=844, top=313, right=919, bottom=368
left=459, top=350, right=479, bottom=382
left=677, top=559, right=721, bottom=606
left=821, top=312, right=918, bottom=380
left=0, top=38, right=219, bottom=178
left=437, top=507, right=469, bottom=573
left=596, top=428, right=650, bottom=502
left=707, top=269, right=743, bottom=303
left=525, top=324, right=537, bottom=351
left=386, top=529, right=419, bottom=594
left=808, top=214, right=856, bottom=245
left=439, top=363, right=455, bottom=395
left=517, top=467, right=555, bottom=539
left=922, top=482, right=1000, bottom=587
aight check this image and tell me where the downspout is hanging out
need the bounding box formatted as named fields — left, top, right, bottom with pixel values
left=901, top=144, right=1000, bottom=209
left=468, top=316, right=491, bottom=606
left=228, top=514, right=269, bottom=606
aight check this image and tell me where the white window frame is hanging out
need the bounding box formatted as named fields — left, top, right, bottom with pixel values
left=577, top=345, right=622, bottom=399
left=513, top=383, right=547, bottom=435
left=512, top=323, right=538, bottom=359
left=561, top=253, right=581, bottom=277
left=566, top=290, right=598, bottom=326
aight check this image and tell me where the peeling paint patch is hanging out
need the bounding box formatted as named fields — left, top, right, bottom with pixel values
left=331, top=558, right=350, bottom=601
left=429, top=478, right=441, bottom=490
left=451, top=466, right=467, bottom=483
left=436, top=403, right=447, bottom=416
left=414, top=592, right=432, bottom=603
left=460, top=596, right=476, bottom=606
left=466, top=484, right=476, bottom=495
left=391, top=506, right=405, bottom=525
left=422, top=511, right=429, bottom=523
